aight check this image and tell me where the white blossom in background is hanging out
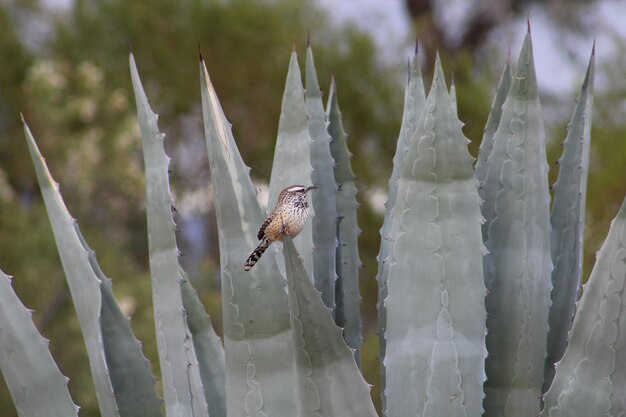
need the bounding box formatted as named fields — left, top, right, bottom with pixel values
left=175, top=185, right=214, bottom=217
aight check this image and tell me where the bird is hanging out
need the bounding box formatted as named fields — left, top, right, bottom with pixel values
left=244, top=184, right=318, bottom=271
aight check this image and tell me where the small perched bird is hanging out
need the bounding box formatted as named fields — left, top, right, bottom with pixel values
left=244, top=185, right=317, bottom=271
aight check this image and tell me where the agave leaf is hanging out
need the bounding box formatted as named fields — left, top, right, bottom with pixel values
left=199, top=55, right=298, bottom=417
left=282, top=236, right=378, bottom=417
left=130, top=54, right=208, bottom=417
left=99, top=277, right=164, bottom=417
left=543, top=47, right=595, bottom=394
left=268, top=49, right=314, bottom=277
left=180, top=269, right=226, bottom=417
left=475, top=57, right=513, bottom=204
left=383, top=55, right=486, bottom=417
left=377, top=47, right=426, bottom=411
left=74, top=226, right=163, bottom=417
left=23, top=121, right=120, bottom=417
left=481, top=32, right=552, bottom=417
left=326, top=78, right=363, bottom=364
left=0, top=269, right=79, bottom=417
left=305, top=45, right=339, bottom=311
left=542, top=196, right=626, bottom=416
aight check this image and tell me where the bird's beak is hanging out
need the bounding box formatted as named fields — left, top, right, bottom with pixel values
left=305, top=185, right=319, bottom=193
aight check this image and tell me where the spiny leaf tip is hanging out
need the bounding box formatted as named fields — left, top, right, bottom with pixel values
left=592, top=38, right=596, bottom=55
left=432, top=51, right=447, bottom=89
left=434, top=50, right=442, bottom=68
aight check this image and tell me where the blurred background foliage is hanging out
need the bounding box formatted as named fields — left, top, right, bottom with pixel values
left=0, top=0, right=624, bottom=415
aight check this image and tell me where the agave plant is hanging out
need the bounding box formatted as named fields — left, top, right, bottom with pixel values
left=1, top=27, right=625, bottom=417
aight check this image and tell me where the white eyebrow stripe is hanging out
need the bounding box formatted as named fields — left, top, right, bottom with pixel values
left=287, top=186, right=305, bottom=192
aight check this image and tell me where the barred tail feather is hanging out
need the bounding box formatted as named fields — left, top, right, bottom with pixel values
left=244, top=238, right=271, bottom=271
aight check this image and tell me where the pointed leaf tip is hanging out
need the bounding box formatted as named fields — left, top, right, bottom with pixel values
left=307, top=30, right=311, bottom=46
left=582, top=44, right=595, bottom=90
left=433, top=52, right=447, bottom=88
left=619, top=194, right=626, bottom=218
left=527, top=14, right=531, bottom=33
left=510, top=30, right=537, bottom=99
left=198, top=45, right=203, bottom=62
left=592, top=38, right=596, bottom=55
left=414, top=37, right=419, bottom=55
left=434, top=50, right=441, bottom=68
